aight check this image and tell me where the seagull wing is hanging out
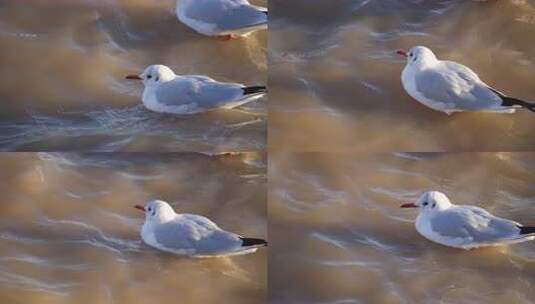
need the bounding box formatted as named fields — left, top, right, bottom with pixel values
left=215, top=4, right=267, bottom=32
left=154, top=214, right=241, bottom=255
left=180, top=0, right=267, bottom=34
left=430, top=206, right=520, bottom=246
left=442, top=61, right=481, bottom=81
left=152, top=220, right=199, bottom=252
left=180, top=213, right=222, bottom=231
left=462, top=205, right=522, bottom=228
left=414, top=62, right=503, bottom=111
left=156, top=76, right=245, bottom=110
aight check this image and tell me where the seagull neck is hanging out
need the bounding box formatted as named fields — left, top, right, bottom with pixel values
left=414, top=58, right=438, bottom=70
left=431, top=203, right=453, bottom=213
left=438, top=201, right=454, bottom=211
left=419, top=209, right=434, bottom=217
left=157, top=74, right=177, bottom=84
left=151, top=212, right=176, bottom=224
left=419, top=204, right=452, bottom=217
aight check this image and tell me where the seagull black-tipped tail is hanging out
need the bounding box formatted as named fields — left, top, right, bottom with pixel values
left=242, top=86, right=267, bottom=95
left=488, top=87, right=535, bottom=112
left=519, top=226, right=535, bottom=235
left=501, top=96, right=535, bottom=112
left=240, top=237, right=268, bottom=247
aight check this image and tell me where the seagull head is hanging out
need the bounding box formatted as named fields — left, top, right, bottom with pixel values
left=135, top=200, right=176, bottom=223
left=397, top=46, right=438, bottom=67
left=401, top=191, right=452, bottom=213
left=126, top=65, right=176, bottom=87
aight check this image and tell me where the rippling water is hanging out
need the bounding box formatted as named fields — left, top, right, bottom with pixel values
left=0, top=0, right=267, bottom=151
left=269, top=0, right=535, bottom=151
left=269, top=152, right=535, bottom=303
left=0, top=152, right=266, bottom=303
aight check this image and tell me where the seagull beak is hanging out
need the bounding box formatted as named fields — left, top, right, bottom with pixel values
left=126, top=75, right=142, bottom=80
left=396, top=50, right=408, bottom=58
left=400, top=203, right=418, bottom=208
left=134, top=205, right=146, bottom=212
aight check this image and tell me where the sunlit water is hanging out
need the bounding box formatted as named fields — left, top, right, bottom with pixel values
left=0, top=0, right=267, bottom=151
left=0, top=152, right=267, bottom=303
left=269, top=152, right=535, bottom=304
left=269, top=0, right=535, bottom=151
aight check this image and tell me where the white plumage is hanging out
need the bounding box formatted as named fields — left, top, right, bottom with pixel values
left=398, top=46, right=534, bottom=114
left=135, top=200, right=267, bottom=257
left=126, top=65, right=266, bottom=114
left=176, top=0, right=268, bottom=38
left=401, top=191, right=535, bottom=249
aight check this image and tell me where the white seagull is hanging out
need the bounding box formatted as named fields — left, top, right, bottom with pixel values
left=126, top=65, right=266, bottom=114
left=135, top=200, right=267, bottom=258
left=401, top=191, right=535, bottom=249
left=397, top=46, right=535, bottom=115
left=175, top=0, right=268, bottom=39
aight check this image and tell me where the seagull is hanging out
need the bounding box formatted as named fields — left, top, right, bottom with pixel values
left=401, top=191, right=535, bottom=249
left=134, top=200, right=267, bottom=257
left=397, top=46, right=535, bottom=115
left=126, top=65, right=266, bottom=114
left=175, top=0, right=268, bottom=39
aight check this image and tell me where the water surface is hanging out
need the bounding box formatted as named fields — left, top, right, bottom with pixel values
left=0, top=152, right=267, bottom=303
left=270, top=152, right=535, bottom=303
left=0, top=0, right=267, bottom=151
left=269, top=0, right=535, bottom=151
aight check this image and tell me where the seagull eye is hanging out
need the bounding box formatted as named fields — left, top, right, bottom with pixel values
left=409, top=52, right=413, bottom=57
left=147, top=207, right=152, bottom=212
left=147, top=75, right=152, bottom=79
left=423, top=202, right=429, bottom=206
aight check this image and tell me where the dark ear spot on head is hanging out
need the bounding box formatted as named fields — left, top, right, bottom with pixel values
left=432, top=203, right=436, bottom=208
left=155, top=76, right=159, bottom=82
left=152, top=209, right=156, bottom=216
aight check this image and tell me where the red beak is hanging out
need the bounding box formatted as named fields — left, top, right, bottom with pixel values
left=396, top=50, right=408, bottom=58
left=134, top=205, right=145, bottom=212
left=400, top=203, right=418, bottom=208
left=126, top=75, right=142, bottom=80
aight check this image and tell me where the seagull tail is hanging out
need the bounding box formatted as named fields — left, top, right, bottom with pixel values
left=240, top=237, right=268, bottom=247
left=242, top=86, right=267, bottom=95
left=501, top=96, right=535, bottom=113
left=488, top=87, right=535, bottom=112
left=519, top=226, right=535, bottom=235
